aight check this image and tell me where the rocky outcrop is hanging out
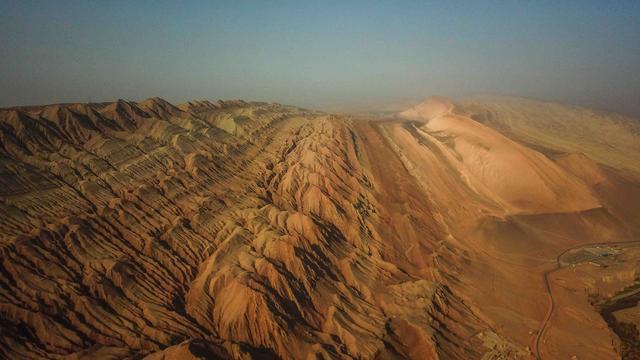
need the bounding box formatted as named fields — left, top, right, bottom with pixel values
left=0, top=99, right=481, bottom=359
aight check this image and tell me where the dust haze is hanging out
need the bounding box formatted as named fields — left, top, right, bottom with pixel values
left=1, top=2, right=640, bottom=360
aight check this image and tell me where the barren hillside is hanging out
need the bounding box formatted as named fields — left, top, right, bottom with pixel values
left=1, top=96, right=639, bottom=359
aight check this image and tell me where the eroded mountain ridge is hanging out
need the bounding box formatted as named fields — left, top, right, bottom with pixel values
left=1, top=96, right=639, bottom=359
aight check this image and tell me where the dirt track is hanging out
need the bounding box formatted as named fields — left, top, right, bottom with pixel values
left=535, top=240, right=640, bottom=360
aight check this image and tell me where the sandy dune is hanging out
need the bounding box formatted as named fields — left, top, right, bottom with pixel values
left=400, top=96, right=600, bottom=216
left=0, top=96, right=639, bottom=359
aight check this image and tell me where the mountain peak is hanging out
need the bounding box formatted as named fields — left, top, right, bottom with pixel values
left=138, top=97, right=184, bottom=118
left=399, top=96, right=454, bottom=121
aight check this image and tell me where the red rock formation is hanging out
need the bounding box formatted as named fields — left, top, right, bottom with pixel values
left=1, top=96, right=639, bottom=359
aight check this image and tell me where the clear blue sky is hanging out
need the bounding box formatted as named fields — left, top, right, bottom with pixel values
left=1, top=1, right=639, bottom=114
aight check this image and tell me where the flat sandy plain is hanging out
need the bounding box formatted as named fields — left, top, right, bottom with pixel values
left=0, top=96, right=639, bottom=359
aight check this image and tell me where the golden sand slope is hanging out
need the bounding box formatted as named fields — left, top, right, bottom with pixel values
left=1, top=96, right=639, bottom=359
left=397, top=96, right=640, bottom=360
left=400, top=97, right=600, bottom=217
left=461, top=96, right=640, bottom=175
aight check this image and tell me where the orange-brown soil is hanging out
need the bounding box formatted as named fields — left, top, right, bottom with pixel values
left=1, top=96, right=639, bottom=359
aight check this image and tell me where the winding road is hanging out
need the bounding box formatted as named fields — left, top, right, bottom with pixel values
left=534, top=240, right=640, bottom=360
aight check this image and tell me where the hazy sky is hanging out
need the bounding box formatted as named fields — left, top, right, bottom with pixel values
left=1, top=1, right=639, bottom=114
